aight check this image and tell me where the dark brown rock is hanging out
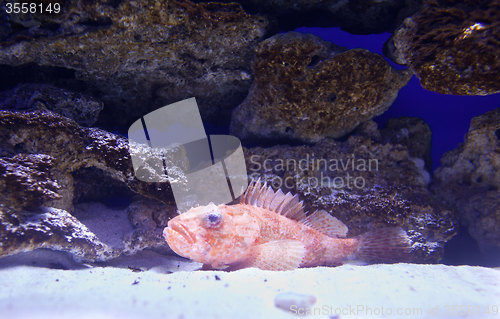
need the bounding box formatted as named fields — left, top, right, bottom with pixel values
left=322, top=0, right=407, bottom=34
left=0, top=154, right=60, bottom=210
left=194, top=0, right=415, bottom=35
left=0, top=8, right=11, bottom=42
left=230, top=32, right=413, bottom=144
left=0, top=0, right=271, bottom=130
left=432, top=108, right=500, bottom=255
left=0, top=83, right=104, bottom=127
left=0, top=109, right=188, bottom=212
left=72, top=167, right=134, bottom=204
left=390, top=0, right=500, bottom=95
left=244, top=121, right=456, bottom=263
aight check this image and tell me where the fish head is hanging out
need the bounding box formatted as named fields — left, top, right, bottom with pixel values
left=163, top=202, right=260, bottom=269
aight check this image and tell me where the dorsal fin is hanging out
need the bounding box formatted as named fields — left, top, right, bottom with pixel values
left=241, top=178, right=258, bottom=205
left=261, top=187, right=275, bottom=209
left=241, top=178, right=264, bottom=205
left=301, top=210, right=348, bottom=238
left=240, top=179, right=307, bottom=221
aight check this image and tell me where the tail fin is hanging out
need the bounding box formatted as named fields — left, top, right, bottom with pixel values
left=352, top=227, right=413, bottom=264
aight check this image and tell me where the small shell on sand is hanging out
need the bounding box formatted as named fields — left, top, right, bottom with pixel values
left=274, top=291, right=317, bottom=314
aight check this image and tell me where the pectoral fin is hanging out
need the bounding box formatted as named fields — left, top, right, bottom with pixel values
left=234, top=240, right=306, bottom=271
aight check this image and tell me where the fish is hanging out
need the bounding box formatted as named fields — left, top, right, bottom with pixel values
left=163, top=179, right=412, bottom=271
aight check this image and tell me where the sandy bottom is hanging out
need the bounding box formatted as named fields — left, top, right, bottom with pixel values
left=0, top=261, right=499, bottom=319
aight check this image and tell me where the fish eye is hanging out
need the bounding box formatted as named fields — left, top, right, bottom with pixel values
left=205, top=211, right=223, bottom=227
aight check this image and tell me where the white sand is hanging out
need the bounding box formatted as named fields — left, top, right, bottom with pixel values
left=0, top=263, right=498, bottom=319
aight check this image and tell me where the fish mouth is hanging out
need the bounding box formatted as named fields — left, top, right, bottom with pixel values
left=167, top=221, right=196, bottom=245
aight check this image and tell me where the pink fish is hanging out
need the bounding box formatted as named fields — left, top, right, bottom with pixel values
left=163, top=179, right=412, bottom=271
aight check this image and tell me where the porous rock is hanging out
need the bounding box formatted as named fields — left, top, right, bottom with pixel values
left=0, top=109, right=189, bottom=212
left=389, top=0, right=500, bottom=95
left=0, top=195, right=178, bottom=263
left=0, top=0, right=271, bottom=130
left=0, top=154, right=60, bottom=210
left=0, top=83, right=104, bottom=127
left=244, top=119, right=456, bottom=263
left=230, top=32, right=413, bottom=144
left=0, top=206, right=119, bottom=262
left=0, top=109, right=187, bottom=262
left=432, top=108, right=500, bottom=255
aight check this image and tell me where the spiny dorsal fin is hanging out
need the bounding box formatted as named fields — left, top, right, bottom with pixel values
left=261, top=187, right=275, bottom=209
left=240, top=178, right=307, bottom=221
left=241, top=177, right=263, bottom=205
left=301, top=210, right=348, bottom=238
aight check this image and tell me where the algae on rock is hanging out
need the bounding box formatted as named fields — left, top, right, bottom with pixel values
left=231, top=32, right=412, bottom=144
left=388, top=0, right=500, bottom=95
left=0, top=0, right=271, bottom=131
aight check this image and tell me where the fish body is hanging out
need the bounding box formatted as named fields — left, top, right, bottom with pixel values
left=164, top=179, right=412, bottom=271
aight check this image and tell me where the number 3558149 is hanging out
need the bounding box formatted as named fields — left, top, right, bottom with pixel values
left=5, top=2, right=61, bottom=14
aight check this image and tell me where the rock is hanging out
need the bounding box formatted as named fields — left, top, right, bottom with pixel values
left=432, top=108, right=500, bottom=256
left=0, top=154, right=60, bottom=210
left=244, top=120, right=456, bottom=263
left=0, top=198, right=178, bottom=263
left=122, top=197, right=177, bottom=256
left=72, top=167, right=134, bottom=204
left=0, top=109, right=190, bottom=262
left=389, top=0, right=500, bottom=95
left=0, top=264, right=498, bottom=318
left=274, top=292, right=316, bottom=314
left=195, top=0, right=415, bottom=35
left=0, top=83, right=104, bottom=126
left=380, top=117, right=433, bottom=171
left=74, top=199, right=175, bottom=257
left=0, top=8, right=11, bottom=42
left=0, top=0, right=271, bottom=131
left=0, top=109, right=188, bottom=212
left=127, top=198, right=172, bottom=230
left=0, top=206, right=120, bottom=262
left=230, top=32, right=413, bottom=144
left=353, top=120, right=382, bottom=142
